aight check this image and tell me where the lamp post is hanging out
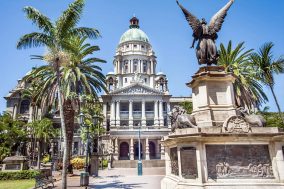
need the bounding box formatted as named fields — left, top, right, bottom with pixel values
left=137, top=123, right=142, bottom=176
left=92, top=114, right=100, bottom=177
left=79, top=112, right=90, bottom=188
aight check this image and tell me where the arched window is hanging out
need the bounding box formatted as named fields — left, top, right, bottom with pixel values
left=20, top=99, right=30, bottom=114
left=108, top=77, right=114, bottom=91
left=143, top=60, right=147, bottom=73
left=159, top=78, right=165, bottom=91
left=124, top=60, right=129, bottom=73
left=119, top=142, right=129, bottom=160
left=133, top=59, right=138, bottom=72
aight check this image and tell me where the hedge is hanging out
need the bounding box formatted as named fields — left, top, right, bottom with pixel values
left=0, top=170, right=40, bottom=180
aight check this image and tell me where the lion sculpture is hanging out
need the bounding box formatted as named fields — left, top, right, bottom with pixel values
left=236, top=107, right=266, bottom=127
left=168, top=106, right=197, bottom=132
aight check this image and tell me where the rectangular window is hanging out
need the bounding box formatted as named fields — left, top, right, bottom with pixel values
left=125, top=78, right=127, bottom=83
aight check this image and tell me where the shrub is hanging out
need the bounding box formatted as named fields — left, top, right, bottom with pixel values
left=42, top=154, right=51, bottom=163
left=102, top=159, right=108, bottom=168
left=71, top=157, right=85, bottom=170
left=0, top=170, right=40, bottom=180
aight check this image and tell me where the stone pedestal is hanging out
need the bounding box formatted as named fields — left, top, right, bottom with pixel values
left=90, top=155, right=99, bottom=177
left=161, top=127, right=284, bottom=189
left=187, top=66, right=236, bottom=127
left=2, top=156, right=28, bottom=171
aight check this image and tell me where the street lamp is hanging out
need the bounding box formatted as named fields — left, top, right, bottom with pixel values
left=79, top=112, right=90, bottom=188
left=137, top=123, right=143, bottom=176
left=92, top=114, right=100, bottom=177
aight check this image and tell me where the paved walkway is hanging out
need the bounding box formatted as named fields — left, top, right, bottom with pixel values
left=53, top=168, right=165, bottom=189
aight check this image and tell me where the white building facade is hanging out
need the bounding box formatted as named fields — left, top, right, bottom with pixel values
left=102, top=17, right=172, bottom=164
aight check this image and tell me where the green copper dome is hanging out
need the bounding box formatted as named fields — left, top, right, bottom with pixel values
left=119, top=17, right=149, bottom=44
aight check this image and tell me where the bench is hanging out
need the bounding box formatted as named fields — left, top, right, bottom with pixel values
left=33, top=175, right=55, bottom=189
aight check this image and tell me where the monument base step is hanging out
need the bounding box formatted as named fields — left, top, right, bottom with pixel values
left=112, top=159, right=165, bottom=168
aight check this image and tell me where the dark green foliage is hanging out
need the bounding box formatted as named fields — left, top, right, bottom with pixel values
left=0, top=113, right=28, bottom=161
left=0, top=170, right=40, bottom=180
left=178, top=101, right=193, bottom=114
left=258, top=110, right=284, bottom=128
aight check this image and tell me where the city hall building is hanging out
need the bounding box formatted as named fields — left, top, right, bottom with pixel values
left=5, top=17, right=191, bottom=167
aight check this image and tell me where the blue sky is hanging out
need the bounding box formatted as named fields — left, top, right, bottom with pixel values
left=0, top=0, right=284, bottom=112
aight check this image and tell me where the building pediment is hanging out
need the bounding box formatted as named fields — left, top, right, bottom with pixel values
left=110, top=83, right=163, bottom=95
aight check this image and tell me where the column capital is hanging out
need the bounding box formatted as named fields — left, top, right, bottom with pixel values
left=129, top=100, right=133, bottom=103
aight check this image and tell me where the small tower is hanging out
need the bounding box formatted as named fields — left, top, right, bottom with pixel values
left=129, top=17, right=139, bottom=28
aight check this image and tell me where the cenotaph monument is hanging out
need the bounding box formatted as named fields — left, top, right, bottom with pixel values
left=161, top=0, right=284, bottom=188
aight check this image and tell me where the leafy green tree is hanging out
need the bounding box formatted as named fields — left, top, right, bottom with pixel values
left=17, top=1, right=106, bottom=187
left=250, top=42, right=284, bottom=123
left=28, top=118, right=57, bottom=169
left=0, top=113, right=27, bottom=161
left=178, top=101, right=193, bottom=114
left=218, top=41, right=268, bottom=110
left=257, top=106, right=284, bottom=128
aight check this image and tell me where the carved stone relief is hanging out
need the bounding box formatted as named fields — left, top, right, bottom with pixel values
left=180, top=147, right=198, bottom=179
left=223, top=116, right=251, bottom=133
left=170, top=147, right=179, bottom=176
left=119, top=86, right=157, bottom=94
left=206, top=145, right=274, bottom=179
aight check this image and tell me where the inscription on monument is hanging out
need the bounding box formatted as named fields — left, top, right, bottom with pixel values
left=206, top=145, right=274, bottom=179
left=170, top=147, right=179, bottom=176
left=180, top=147, right=198, bottom=179
left=5, top=164, right=21, bottom=170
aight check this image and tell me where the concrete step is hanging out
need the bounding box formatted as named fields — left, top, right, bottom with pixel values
left=99, top=167, right=166, bottom=176
left=112, top=159, right=165, bottom=168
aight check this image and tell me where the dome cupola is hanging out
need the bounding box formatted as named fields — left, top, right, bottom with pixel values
left=119, top=17, right=149, bottom=44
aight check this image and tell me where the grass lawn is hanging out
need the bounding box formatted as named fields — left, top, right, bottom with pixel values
left=0, top=179, right=35, bottom=189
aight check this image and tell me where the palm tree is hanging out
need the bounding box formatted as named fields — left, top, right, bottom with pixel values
left=16, top=1, right=105, bottom=188
left=250, top=42, right=284, bottom=123
left=29, top=118, right=56, bottom=169
left=218, top=41, right=268, bottom=110
left=21, top=79, right=43, bottom=122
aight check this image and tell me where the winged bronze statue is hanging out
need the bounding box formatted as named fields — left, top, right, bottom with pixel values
left=176, top=0, right=234, bottom=66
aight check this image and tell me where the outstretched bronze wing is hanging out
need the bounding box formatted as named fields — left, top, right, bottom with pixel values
left=176, top=0, right=202, bottom=38
left=209, top=0, right=234, bottom=34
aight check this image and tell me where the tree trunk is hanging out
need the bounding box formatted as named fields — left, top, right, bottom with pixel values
left=56, top=67, right=67, bottom=189
left=37, top=141, right=41, bottom=169
left=269, top=85, right=284, bottom=123
left=63, top=99, right=75, bottom=167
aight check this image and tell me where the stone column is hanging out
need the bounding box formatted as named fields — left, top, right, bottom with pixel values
left=167, top=102, right=171, bottom=129
left=103, top=103, right=107, bottom=128
left=154, top=100, right=159, bottom=127
left=159, top=100, right=164, bottom=127
left=145, top=138, right=150, bottom=160
left=129, top=100, right=133, bottom=127
left=116, top=101, right=120, bottom=127
left=28, top=105, right=33, bottom=123
left=113, top=138, right=118, bottom=160
left=130, top=138, right=134, bottom=160
left=13, top=104, right=18, bottom=120
left=110, top=101, right=116, bottom=127
left=164, top=145, right=171, bottom=175
left=274, top=142, right=284, bottom=181
left=141, top=100, right=146, bottom=127
left=160, top=143, right=165, bottom=160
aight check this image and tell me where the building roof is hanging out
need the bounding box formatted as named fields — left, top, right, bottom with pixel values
left=119, top=17, right=149, bottom=44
